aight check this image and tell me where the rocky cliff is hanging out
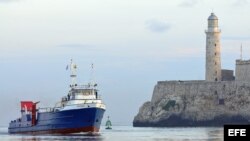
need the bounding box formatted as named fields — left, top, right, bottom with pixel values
left=133, top=80, right=250, bottom=127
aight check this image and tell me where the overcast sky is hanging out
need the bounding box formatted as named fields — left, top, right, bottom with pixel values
left=0, top=0, right=250, bottom=126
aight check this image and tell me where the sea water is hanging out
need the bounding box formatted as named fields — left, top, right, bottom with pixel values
left=0, top=126, right=223, bottom=141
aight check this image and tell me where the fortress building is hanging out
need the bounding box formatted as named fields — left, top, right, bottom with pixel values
left=236, top=59, right=250, bottom=82
left=133, top=13, right=250, bottom=127
left=205, top=13, right=221, bottom=81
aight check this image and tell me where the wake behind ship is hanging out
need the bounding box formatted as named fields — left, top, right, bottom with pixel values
left=8, top=60, right=106, bottom=134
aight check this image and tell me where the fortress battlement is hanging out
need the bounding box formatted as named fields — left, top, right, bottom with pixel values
left=236, top=59, right=250, bottom=65
left=158, top=80, right=205, bottom=84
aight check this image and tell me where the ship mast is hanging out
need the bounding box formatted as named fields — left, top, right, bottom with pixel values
left=68, top=59, right=77, bottom=88
left=90, top=63, right=96, bottom=86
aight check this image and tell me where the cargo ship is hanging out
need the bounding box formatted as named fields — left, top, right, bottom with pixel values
left=8, top=60, right=106, bottom=134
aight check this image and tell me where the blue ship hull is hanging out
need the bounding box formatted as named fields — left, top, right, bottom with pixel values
left=8, top=107, right=105, bottom=134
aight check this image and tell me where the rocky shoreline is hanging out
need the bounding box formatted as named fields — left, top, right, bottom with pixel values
left=133, top=114, right=250, bottom=127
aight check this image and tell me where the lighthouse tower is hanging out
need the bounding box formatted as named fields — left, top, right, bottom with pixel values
left=205, top=13, right=221, bottom=81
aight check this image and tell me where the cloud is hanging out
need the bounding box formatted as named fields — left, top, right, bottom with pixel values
left=232, top=0, right=248, bottom=6
left=57, top=43, right=94, bottom=49
left=222, top=36, right=250, bottom=40
left=0, top=0, right=19, bottom=3
left=179, top=0, right=199, bottom=7
left=145, top=19, right=171, bottom=33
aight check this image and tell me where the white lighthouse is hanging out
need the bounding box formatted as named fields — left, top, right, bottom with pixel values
left=205, top=13, right=221, bottom=81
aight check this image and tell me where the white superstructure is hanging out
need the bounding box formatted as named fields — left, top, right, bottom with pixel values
left=39, top=60, right=106, bottom=112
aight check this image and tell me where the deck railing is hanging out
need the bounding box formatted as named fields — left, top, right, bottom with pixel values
left=38, top=99, right=105, bottom=113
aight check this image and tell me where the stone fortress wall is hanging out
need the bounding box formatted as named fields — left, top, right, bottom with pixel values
left=152, top=80, right=250, bottom=106
left=133, top=80, right=250, bottom=126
